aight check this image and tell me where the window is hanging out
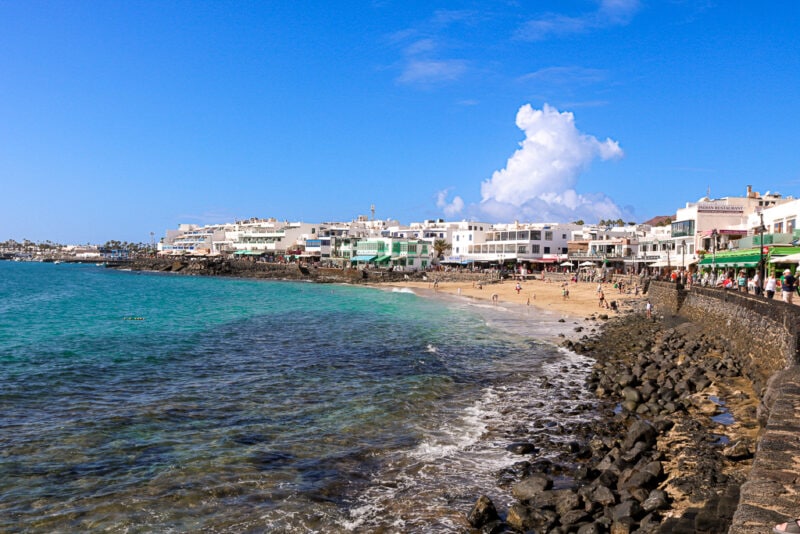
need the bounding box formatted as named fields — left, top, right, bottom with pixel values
left=545, top=231, right=553, bottom=241
left=531, top=231, right=541, bottom=240
left=517, top=245, right=527, bottom=254
left=670, top=220, right=695, bottom=238
left=532, top=244, right=540, bottom=253
left=518, top=231, right=529, bottom=240
left=788, top=219, right=796, bottom=233
left=544, top=247, right=551, bottom=254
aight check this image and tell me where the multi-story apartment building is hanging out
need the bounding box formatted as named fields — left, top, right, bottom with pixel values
left=568, top=224, right=649, bottom=273
left=350, top=237, right=432, bottom=271
left=459, top=222, right=579, bottom=268
left=160, top=223, right=230, bottom=255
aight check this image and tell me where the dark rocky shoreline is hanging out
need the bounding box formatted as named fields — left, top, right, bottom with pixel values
left=468, top=313, right=759, bottom=533
left=120, top=257, right=468, bottom=284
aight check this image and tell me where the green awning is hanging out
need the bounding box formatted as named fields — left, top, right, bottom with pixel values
left=374, top=255, right=392, bottom=263
left=698, top=252, right=762, bottom=268
left=350, top=255, right=376, bottom=262
left=234, top=250, right=263, bottom=255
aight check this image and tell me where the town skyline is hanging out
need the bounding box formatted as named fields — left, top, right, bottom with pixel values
left=2, top=2, right=798, bottom=244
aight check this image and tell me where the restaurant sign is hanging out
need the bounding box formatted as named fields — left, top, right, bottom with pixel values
left=698, top=203, right=744, bottom=214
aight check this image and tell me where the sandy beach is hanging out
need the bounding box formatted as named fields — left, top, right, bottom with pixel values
left=391, top=275, right=646, bottom=319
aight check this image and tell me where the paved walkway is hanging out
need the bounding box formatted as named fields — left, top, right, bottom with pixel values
left=731, top=366, right=800, bottom=533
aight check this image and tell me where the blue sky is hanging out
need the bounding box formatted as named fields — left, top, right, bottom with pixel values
left=1, top=1, right=799, bottom=244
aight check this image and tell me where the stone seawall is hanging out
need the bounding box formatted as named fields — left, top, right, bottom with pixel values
left=648, top=282, right=800, bottom=399
left=647, top=281, right=800, bottom=532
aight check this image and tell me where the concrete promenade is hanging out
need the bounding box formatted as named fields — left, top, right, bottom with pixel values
left=730, top=365, right=800, bottom=533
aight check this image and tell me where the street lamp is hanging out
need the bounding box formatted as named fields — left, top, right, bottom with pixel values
left=654, top=238, right=660, bottom=277
left=711, top=229, right=718, bottom=278
left=681, top=242, right=686, bottom=270
left=666, top=240, right=672, bottom=278
left=758, top=212, right=766, bottom=295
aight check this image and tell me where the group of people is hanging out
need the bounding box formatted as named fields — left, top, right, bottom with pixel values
left=713, top=268, right=799, bottom=303
left=596, top=283, right=619, bottom=311
left=662, top=264, right=800, bottom=305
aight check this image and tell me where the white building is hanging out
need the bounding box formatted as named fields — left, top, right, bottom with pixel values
left=160, top=223, right=230, bottom=255
left=452, top=222, right=580, bottom=268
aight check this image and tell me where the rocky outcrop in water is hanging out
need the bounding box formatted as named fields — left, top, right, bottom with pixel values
left=468, top=314, right=758, bottom=533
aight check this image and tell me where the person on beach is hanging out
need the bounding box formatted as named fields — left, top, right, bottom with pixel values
left=598, top=289, right=606, bottom=308
left=645, top=300, right=652, bottom=318
left=515, top=282, right=522, bottom=294
left=491, top=293, right=498, bottom=304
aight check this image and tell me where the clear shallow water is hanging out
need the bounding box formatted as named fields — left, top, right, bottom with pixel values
left=0, top=262, right=598, bottom=532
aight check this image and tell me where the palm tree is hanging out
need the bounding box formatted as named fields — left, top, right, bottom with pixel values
left=433, top=239, right=452, bottom=260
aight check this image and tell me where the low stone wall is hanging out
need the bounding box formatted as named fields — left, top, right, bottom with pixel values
left=646, top=281, right=800, bottom=532
left=647, top=282, right=800, bottom=396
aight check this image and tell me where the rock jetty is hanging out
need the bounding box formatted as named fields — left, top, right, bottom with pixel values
left=122, top=257, right=420, bottom=284
left=468, top=313, right=759, bottom=533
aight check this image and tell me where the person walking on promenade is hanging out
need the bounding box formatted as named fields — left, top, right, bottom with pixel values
left=781, top=269, right=796, bottom=304
left=753, top=271, right=762, bottom=296
left=737, top=270, right=748, bottom=293
left=765, top=272, right=777, bottom=299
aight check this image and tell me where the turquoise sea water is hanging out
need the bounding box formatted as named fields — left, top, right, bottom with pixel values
left=0, top=262, right=597, bottom=532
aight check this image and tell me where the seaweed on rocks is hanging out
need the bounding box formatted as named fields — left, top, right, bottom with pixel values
left=467, top=313, right=757, bottom=533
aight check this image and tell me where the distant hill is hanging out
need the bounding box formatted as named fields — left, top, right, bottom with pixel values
left=642, top=215, right=673, bottom=227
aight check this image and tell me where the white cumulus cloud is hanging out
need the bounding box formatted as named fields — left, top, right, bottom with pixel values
left=436, top=189, right=464, bottom=217
left=479, top=103, right=624, bottom=222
